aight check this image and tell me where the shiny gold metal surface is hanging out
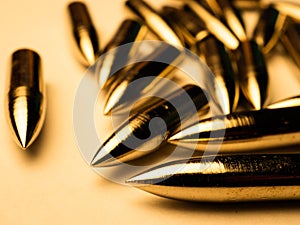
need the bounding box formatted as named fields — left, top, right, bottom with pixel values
left=168, top=106, right=300, bottom=153
left=125, top=0, right=184, bottom=49
left=235, top=40, right=268, bottom=110
left=68, top=2, right=100, bottom=66
left=6, top=49, right=46, bottom=149
left=127, top=154, right=300, bottom=202
left=207, top=0, right=247, bottom=41
left=185, top=1, right=240, bottom=50
left=232, top=0, right=263, bottom=11
left=198, top=35, right=239, bottom=114
left=253, top=6, right=287, bottom=54
left=96, top=19, right=147, bottom=88
left=91, top=85, right=209, bottom=167
left=103, top=44, right=183, bottom=114
left=267, top=95, right=300, bottom=109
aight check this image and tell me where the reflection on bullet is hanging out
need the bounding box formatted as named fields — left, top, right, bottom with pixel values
left=253, top=6, right=286, bottom=54
left=272, top=1, right=300, bottom=23
left=267, top=95, right=300, bottom=109
left=96, top=19, right=147, bottom=88
left=197, top=35, right=239, bottom=114
left=127, top=154, right=300, bottom=202
left=91, top=85, right=209, bottom=167
left=68, top=2, right=99, bottom=66
left=6, top=49, right=46, bottom=149
left=185, top=1, right=239, bottom=50
left=168, top=106, right=300, bottom=153
left=236, top=40, right=268, bottom=110
left=103, top=44, right=183, bottom=115
left=280, top=21, right=300, bottom=67
left=125, top=0, right=184, bottom=49
left=207, top=0, right=247, bottom=41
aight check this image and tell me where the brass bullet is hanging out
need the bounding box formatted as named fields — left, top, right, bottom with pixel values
left=235, top=40, right=268, bottom=110
left=6, top=49, right=46, bottom=149
left=91, top=84, right=209, bottom=167
left=127, top=154, right=300, bottom=202
left=185, top=1, right=240, bottom=50
left=197, top=35, right=239, bottom=114
left=168, top=106, right=300, bottom=153
left=68, top=1, right=100, bottom=66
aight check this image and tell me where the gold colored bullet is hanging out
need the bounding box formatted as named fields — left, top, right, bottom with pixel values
left=185, top=1, right=240, bottom=50
left=272, top=1, right=300, bottom=23
left=6, top=49, right=46, bottom=149
left=206, top=0, right=247, bottom=41
left=235, top=40, right=268, bottom=110
left=125, top=0, right=184, bottom=49
left=68, top=2, right=100, bottom=66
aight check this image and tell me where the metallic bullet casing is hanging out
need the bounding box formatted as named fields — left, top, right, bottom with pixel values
left=185, top=1, right=240, bottom=50
left=235, top=40, right=268, bottom=110
left=280, top=21, right=300, bottom=67
left=253, top=6, right=287, bottom=54
left=168, top=106, right=300, bottom=153
left=96, top=19, right=147, bottom=88
left=207, top=0, right=247, bottom=41
left=232, top=0, right=263, bottom=11
left=197, top=36, right=239, bottom=114
left=127, top=154, right=300, bottom=202
left=6, top=49, right=46, bottom=149
left=91, top=85, right=209, bottom=167
left=68, top=2, right=99, bottom=66
left=103, top=44, right=183, bottom=114
left=272, top=1, right=300, bottom=23
left=125, top=0, right=184, bottom=49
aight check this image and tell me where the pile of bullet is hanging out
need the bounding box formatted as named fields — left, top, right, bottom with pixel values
left=67, top=0, right=300, bottom=202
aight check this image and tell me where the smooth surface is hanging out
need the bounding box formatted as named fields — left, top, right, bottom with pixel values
left=0, top=0, right=300, bottom=225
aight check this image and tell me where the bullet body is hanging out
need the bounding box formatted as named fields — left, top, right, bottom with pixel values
left=169, top=106, right=300, bottom=153
left=103, top=44, right=183, bottom=114
left=96, top=19, right=146, bottom=88
left=235, top=40, right=268, bottom=110
left=6, top=49, right=46, bottom=149
left=125, top=0, right=183, bottom=49
left=198, top=36, right=239, bottom=114
left=91, top=85, right=209, bottom=167
left=127, top=154, right=300, bottom=202
left=185, top=1, right=239, bottom=50
left=253, top=6, right=287, bottom=54
left=207, top=0, right=247, bottom=41
left=68, top=2, right=99, bottom=66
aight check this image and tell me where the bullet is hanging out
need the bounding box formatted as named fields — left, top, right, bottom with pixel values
left=206, top=0, right=247, bottom=41
left=125, top=0, right=184, bottom=49
left=280, top=21, right=300, bottom=67
left=235, top=40, right=268, bottom=110
left=68, top=2, right=100, bottom=66
left=185, top=1, right=240, bottom=50
left=96, top=19, right=147, bottom=88
left=127, top=154, right=300, bottom=202
left=103, top=43, right=183, bottom=115
left=168, top=106, right=300, bottom=153
left=91, top=84, right=209, bottom=167
left=253, top=6, right=287, bottom=54
left=197, top=35, right=239, bottom=114
left=6, top=49, right=46, bottom=149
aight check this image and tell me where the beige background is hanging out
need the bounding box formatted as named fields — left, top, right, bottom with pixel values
left=0, top=0, right=300, bottom=224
